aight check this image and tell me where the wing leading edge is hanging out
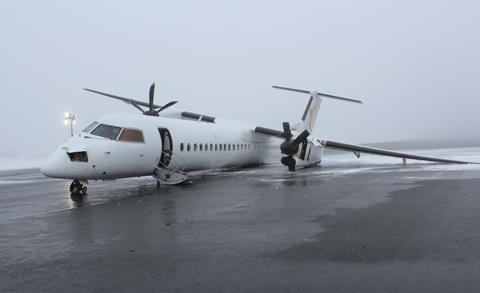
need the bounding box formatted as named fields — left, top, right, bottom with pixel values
left=321, top=140, right=477, bottom=165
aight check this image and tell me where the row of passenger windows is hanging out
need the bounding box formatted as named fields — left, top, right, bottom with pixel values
left=179, top=143, right=279, bottom=152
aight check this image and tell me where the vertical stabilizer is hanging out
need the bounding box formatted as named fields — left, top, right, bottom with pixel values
left=296, top=92, right=322, bottom=133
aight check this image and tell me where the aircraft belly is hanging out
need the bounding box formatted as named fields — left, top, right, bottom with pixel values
left=178, top=151, right=262, bottom=171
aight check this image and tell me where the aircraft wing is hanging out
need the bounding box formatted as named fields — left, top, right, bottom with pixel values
left=84, top=88, right=163, bottom=109
left=321, top=140, right=477, bottom=164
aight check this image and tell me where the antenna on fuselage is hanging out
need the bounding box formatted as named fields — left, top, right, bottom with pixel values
left=84, top=83, right=178, bottom=116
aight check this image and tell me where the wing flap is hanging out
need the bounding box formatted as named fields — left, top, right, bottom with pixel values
left=321, top=140, right=476, bottom=164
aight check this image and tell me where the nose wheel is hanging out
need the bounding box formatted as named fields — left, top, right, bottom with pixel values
left=70, top=180, right=87, bottom=195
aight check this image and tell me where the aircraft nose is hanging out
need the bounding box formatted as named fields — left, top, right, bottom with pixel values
left=41, top=149, right=67, bottom=178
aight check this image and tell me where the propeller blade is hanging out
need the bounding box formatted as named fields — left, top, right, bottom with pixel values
left=282, top=122, right=292, bottom=139
left=156, top=101, right=178, bottom=113
left=289, top=157, right=296, bottom=172
left=292, top=130, right=310, bottom=145
left=149, top=83, right=155, bottom=112
left=254, top=127, right=285, bottom=138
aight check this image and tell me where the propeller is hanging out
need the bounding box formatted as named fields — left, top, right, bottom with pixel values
left=84, top=82, right=178, bottom=116
left=279, top=122, right=310, bottom=171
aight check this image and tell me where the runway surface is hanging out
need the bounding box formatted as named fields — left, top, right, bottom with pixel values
left=2, top=147, right=480, bottom=292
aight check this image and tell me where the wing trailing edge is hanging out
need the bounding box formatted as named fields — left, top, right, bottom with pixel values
left=321, top=140, right=478, bottom=165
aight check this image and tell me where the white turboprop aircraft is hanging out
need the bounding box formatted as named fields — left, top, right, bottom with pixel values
left=41, top=84, right=475, bottom=194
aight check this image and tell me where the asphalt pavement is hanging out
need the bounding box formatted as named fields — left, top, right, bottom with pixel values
left=1, top=159, right=480, bottom=292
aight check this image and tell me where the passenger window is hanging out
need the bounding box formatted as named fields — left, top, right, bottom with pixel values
left=204, top=143, right=208, bottom=151
left=187, top=143, right=191, bottom=151
left=228, top=144, right=231, bottom=151
left=199, top=144, right=203, bottom=151
left=215, top=144, right=218, bottom=151
left=91, top=124, right=122, bottom=140
left=180, top=143, right=184, bottom=151
left=219, top=144, right=223, bottom=151
left=194, top=144, right=197, bottom=151
left=210, top=144, right=213, bottom=151
left=118, top=128, right=144, bottom=143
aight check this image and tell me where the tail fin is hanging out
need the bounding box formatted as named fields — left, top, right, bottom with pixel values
left=298, top=93, right=322, bottom=133
left=272, top=85, right=362, bottom=133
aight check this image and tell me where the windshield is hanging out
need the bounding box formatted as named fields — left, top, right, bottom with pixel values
left=90, top=124, right=122, bottom=140
left=118, top=128, right=145, bottom=143
left=82, top=121, right=98, bottom=133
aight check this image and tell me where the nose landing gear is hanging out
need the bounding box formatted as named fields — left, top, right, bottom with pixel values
left=70, top=180, right=87, bottom=195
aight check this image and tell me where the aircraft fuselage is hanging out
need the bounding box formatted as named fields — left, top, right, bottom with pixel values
left=41, top=113, right=323, bottom=181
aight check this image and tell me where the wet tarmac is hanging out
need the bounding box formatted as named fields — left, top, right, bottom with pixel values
left=2, top=152, right=480, bottom=292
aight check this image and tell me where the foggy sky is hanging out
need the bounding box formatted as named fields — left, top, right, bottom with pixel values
left=1, top=0, right=479, bottom=158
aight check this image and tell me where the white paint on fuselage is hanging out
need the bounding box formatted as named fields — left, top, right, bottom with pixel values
left=42, top=113, right=323, bottom=181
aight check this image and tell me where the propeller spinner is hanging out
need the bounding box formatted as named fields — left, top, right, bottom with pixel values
left=84, top=83, right=178, bottom=116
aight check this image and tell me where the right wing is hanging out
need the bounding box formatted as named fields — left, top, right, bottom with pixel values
left=84, top=88, right=164, bottom=109
left=321, top=140, right=477, bottom=164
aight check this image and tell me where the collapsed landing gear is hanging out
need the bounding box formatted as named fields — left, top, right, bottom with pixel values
left=70, top=180, right=87, bottom=195
left=281, top=156, right=296, bottom=172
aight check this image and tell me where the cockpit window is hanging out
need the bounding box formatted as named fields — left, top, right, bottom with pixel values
left=90, top=124, right=122, bottom=140
left=118, top=128, right=145, bottom=143
left=82, top=121, right=99, bottom=133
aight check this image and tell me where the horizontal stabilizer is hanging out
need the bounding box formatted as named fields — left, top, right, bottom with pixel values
left=272, top=85, right=363, bottom=104
left=321, top=140, right=477, bottom=164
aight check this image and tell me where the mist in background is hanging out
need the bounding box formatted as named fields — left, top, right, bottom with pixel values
left=1, top=0, right=479, bottom=159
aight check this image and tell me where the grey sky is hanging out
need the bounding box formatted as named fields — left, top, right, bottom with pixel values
left=1, top=0, right=479, bottom=158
